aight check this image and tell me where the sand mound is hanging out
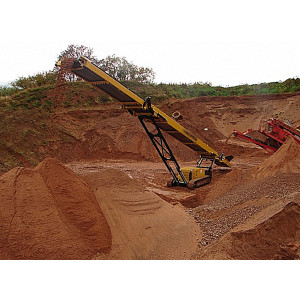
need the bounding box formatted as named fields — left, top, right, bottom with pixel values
left=81, top=168, right=202, bottom=259
left=196, top=168, right=243, bottom=205
left=0, top=158, right=111, bottom=259
left=255, top=137, right=300, bottom=179
left=229, top=200, right=300, bottom=259
left=199, top=197, right=300, bottom=260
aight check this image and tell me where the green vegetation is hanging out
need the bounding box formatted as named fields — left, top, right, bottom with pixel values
left=56, top=44, right=155, bottom=83
left=2, top=43, right=299, bottom=106
left=1, top=77, right=300, bottom=111
left=0, top=81, right=112, bottom=111
left=12, top=71, right=57, bottom=89
left=0, top=85, right=18, bottom=96
left=1, top=43, right=300, bottom=110
left=122, top=78, right=300, bottom=102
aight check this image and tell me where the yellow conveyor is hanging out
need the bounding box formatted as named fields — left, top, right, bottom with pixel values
left=70, top=56, right=231, bottom=168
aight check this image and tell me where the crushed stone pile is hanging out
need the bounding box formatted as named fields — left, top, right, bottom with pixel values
left=0, top=158, right=111, bottom=259
left=193, top=137, right=300, bottom=253
left=229, top=200, right=300, bottom=259
left=199, top=199, right=300, bottom=260
left=255, top=137, right=300, bottom=178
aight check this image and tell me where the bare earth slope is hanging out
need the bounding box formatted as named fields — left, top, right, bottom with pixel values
left=1, top=92, right=299, bottom=173
left=0, top=93, right=299, bottom=259
left=197, top=197, right=300, bottom=260
left=195, top=137, right=300, bottom=259
left=81, top=168, right=202, bottom=259
left=0, top=158, right=111, bottom=259
left=255, top=137, right=300, bottom=178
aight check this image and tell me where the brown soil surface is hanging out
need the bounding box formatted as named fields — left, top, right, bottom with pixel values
left=193, top=138, right=300, bottom=259
left=0, top=158, right=111, bottom=259
left=197, top=196, right=300, bottom=260
left=1, top=92, right=300, bottom=259
left=70, top=164, right=201, bottom=259
left=2, top=93, right=299, bottom=172
left=254, top=136, right=300, bottom=178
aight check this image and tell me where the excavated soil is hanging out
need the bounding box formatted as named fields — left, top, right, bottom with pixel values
left=80, top=168, right=201, bottom=259
left=255, top=137, right=300, bottom=178
left=0, top=158, right=111, bottom=259
left=1, top=92, right=300, bottom=259
left=194, top=137, right=300, bottom=259
left=197, top=197, right=300, bottom=260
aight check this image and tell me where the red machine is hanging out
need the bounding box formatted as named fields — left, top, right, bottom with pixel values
left=232, top=118, right=300, bottom=153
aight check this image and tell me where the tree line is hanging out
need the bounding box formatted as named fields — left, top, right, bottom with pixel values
left=4, top=44, right=156, bottom=91
left=1, top=44, right=300, bottom=98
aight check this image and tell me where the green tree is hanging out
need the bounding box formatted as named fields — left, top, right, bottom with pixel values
left=57, top=44, right=95, bottom=62
left=12, top=71, right=57, bottom=89
left=57, top=44, right=155, bottom=83
left=56, top=44, right=98, bottom=82
left=99, top=54, right=155, bottom=83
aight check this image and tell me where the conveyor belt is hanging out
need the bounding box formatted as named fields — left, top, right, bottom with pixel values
left=70, top=57, right=231, bottom=168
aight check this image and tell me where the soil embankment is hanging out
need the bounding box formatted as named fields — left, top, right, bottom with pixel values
left=81, top=168, right=202, bottom=259
left=0, top=92, right=299, bottom=259
left=0, top=158, right=111, bottom=259
left=255, top=136, right=300, bottom=178
left=195, top=137, right=300, bottom=259
left=2, top=92, right=300, bottom=173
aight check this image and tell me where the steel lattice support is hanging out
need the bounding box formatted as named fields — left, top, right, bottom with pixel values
left=138, top=116, right=187, bottom=186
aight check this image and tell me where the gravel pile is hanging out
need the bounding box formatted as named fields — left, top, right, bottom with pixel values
left=195, top=206, right=262, bottom=245
left=192, top=173, right=300, bottom=245
left=202, top=173, right=300, bottom=211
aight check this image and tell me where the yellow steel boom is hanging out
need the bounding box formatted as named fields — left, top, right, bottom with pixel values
left=70, top=57, right=232, bottom=169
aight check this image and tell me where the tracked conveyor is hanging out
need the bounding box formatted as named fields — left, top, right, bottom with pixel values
left=68, top=56, right=232, bottom=187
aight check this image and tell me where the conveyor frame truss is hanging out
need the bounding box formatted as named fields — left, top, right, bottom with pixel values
left=63, top=56, right=232, bottom=187
left=138, top=116, right=187, bottom=186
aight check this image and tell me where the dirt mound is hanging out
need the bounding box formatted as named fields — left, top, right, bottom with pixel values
left=198, top=197, right=300, bottom=259
left=0, top=158, right=111, bottom=259
left=81, top=168, right=202, bottom=259
left=255, top=137, right=300, bottom=178
left=229, top=200, right=300, bottom=259
left=196, top=168, right=243, bottom=205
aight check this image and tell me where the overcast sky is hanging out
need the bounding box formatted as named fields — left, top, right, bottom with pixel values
left=1, top=0, right=299, bottom=86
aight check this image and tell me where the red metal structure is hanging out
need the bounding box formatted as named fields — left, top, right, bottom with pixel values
left=232, top=118, right=300, bottom=153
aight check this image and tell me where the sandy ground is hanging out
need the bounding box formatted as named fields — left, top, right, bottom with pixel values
left=68, top=161, right=201, bottom=259
left=0, top=158, right=111, bottom=259
left=1, top=93, right=300, bottom=259
left=68, top=137, right=300, bottom=260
